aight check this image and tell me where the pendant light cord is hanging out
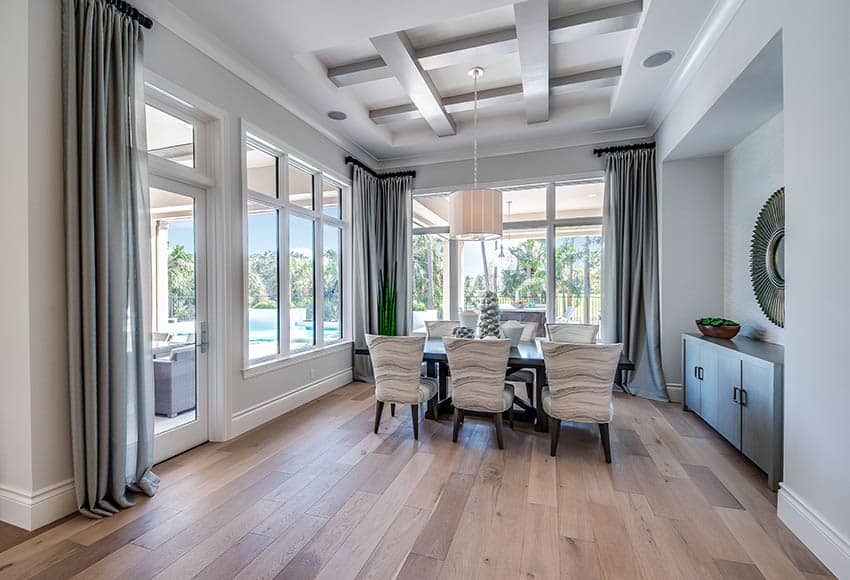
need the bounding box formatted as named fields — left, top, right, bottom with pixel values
left=473, top=70, right=479, bottom=191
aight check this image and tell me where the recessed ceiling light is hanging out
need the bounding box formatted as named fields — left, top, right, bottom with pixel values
left=327, top=111, right=347, bottom=121
left=642, top=50, right=674, bottom=68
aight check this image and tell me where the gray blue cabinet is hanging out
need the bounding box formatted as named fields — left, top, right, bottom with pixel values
left=682, top=334, right=784, bottom=490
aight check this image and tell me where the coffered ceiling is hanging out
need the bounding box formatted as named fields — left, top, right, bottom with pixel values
left=141, top=0, right=723, bottom=167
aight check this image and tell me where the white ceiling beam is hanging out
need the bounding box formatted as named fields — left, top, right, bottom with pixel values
left=328, top=1, right=641, bottom=87
left=514, top=0, right=550, bottom=124
left=548, top=0, right=642, bottom=44
left=370, top=32, right=456, bottom=137
left=369, top=67, right=621, bottom=124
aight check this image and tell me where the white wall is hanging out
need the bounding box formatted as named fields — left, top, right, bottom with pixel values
left=778, top=1, right=850, bottom=576
left=723, top=112, right=784, bottom=344
left=658, top=157, right=725, bottom=396
left=0, top=0, right=75, bottom=530
left=656, top=0, right=850, bottom=574
left=144, top=24, right=356, bottom=432
left=411, top=141, right=614, bottom=191
left=0, top=0, right=358, bottom=530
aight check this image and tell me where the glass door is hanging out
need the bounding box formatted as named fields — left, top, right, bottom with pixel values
left=149, top=176, right=209, bottom=463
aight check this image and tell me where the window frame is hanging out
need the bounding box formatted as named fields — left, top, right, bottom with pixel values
left=410, top=176, right=604, bottom=328
left=242, top=123, right=351, bottom=370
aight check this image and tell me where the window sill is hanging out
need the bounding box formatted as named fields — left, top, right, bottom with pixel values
left=242, top=340, right=353, bottom=380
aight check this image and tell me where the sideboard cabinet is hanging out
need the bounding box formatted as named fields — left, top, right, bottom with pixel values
left=681, top=333, right=784, bottom=490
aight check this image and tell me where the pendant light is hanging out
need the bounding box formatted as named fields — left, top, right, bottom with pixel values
left=449, top=67, right=503, bottom=241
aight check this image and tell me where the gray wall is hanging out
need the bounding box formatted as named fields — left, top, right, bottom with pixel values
left=723, top=112, right=784, bottom=344
left=658, top=157, right=725, bottom=393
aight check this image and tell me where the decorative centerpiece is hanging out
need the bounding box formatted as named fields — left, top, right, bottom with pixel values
left=452, top=326, right=476, bottom=339
left=478, top=290, right=502, bottom=338
left=696, top=317, right=741, bottom=339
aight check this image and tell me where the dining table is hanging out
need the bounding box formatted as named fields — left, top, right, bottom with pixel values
left=357, top=338, right=635, bottom=433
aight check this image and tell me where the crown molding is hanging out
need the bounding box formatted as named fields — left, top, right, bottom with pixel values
left=136, top=0, right=381, bottom=167
left=647, top=0, right=745, bottom=131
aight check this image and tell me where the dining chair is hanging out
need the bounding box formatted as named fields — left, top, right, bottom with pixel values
left=505, top=321, right=539, bottom=404
left=540, top=341, right=623, bottom=461
left=443, top=337, right=514, bottom=449
left=366, top=334, right=437, bottom=440
left=425, top=320, right=461, bottom=338
left=546, top=322, right=599, bottom=344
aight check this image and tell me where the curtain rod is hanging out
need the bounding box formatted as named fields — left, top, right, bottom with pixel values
left=593, top=142, right=656, bottom=157
left=345, top=156, right=416, bottom=179
left=104, top=0, right=153, bottom=29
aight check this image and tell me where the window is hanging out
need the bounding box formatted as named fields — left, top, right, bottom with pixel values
left=411, top=179, right=604, bottom=330
left=289, top=214, right=315, bottom=353
left=244, top=130, right=349, bottom=365
left=323, top=180, right=342, bottom=219
left=247, top=200, right=279, bottom=361
left=288, top=163, right=315, bottom=211
left=145, top=104, right=195, bottom=167
left=555, top=225, right=603, bottom=323
left=323, top=225, right=342, bottom=342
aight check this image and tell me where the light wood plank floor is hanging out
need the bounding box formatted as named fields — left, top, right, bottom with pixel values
left=0, top=382, right=835, bottom=580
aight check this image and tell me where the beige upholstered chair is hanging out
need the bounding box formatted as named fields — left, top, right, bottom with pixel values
left=425, top=320, right=461, bottom=338
left=443, top=337, right=514, bottom=449
left=541, top=341, right=623, bottom=461
left=504, top=321, right=539, bottom=404
left=546, top=323, right=599, bottom=344
left=366, top=334, right=437, bottom=440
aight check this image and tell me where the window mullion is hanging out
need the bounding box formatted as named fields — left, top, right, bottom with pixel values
left=314, top=219, right=324, bottom=348
left=546, top=182, right=556, bottom=323
left=279, top=154, right=290, bottom=358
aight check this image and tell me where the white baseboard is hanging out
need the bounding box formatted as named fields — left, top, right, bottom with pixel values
left=666, top=383, right=683, bottom=403
left=0, top=479, right=77, bottom=531
left=230, top=368, right=353, bottom=438
left=778, top=485, right=850, bottom=578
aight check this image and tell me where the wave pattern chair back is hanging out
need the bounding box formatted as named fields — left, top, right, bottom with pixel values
left=541, top=341, right=622, bottom=422
left=546, top=323, right=599, bottom=344
left=366, top=335, right=425, bottom=404
left=444, top=338, right=512, bottom=412
left=425, top=320, right=460, bottom=338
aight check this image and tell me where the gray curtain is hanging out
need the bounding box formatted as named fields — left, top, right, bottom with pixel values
left=352, top=166, right=413, bottom=381
left=63, top=0, right=159, bottom=518
left=601, top=147, right=667, bottom=401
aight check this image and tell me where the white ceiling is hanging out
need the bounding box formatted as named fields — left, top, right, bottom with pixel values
left=146, top=0, right=723, bottom=167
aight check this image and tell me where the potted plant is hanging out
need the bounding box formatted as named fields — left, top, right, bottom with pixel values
left=696, top=317, right=741, bottom=339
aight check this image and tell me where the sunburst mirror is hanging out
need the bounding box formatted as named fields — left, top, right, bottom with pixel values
left=750, top=187, right=785, bottom=327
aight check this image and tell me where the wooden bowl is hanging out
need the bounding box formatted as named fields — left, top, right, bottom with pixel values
left=696, top=323, right=740, bottom=340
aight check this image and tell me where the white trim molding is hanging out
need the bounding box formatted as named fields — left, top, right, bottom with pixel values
left=778, top=484, right=850, bottom=578
left=665, top=383, right=683, bottom=403
left=0, top=479, right=77, bottom=531
left=230, top=368, right=353, bottom=438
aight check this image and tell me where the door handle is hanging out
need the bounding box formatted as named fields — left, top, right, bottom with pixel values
left=740, top=388, right=748, bottom=406
left=733, top=386, right=739, bottom=403
left=698, top=367, right=704, bottom=380
left=199, top=321, right=208, bottom=354
left=694, top=366, right=699, bottom=378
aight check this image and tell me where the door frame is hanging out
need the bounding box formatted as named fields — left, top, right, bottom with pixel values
left=145, top=71, right=231, bottom=452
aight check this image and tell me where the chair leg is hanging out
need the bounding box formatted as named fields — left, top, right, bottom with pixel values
left=427, top=394, right=438, bottom=420
left=549, top=417, right=561, bottom=456
left=373, top=401, right=385, bottom=434
left=411, top=404, right=419, bottom=440
left=494, top=413, right=505, bottom=450
left=598, top=423, right=612, bottom=463
left=452, top=408, right=464, bottom=442
left=390, top=403, right=396, bottom=417
left=508, top=406, right=514, bottom=429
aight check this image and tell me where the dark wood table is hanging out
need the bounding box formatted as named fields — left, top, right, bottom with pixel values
left=358, top=338, right=635, bottom=433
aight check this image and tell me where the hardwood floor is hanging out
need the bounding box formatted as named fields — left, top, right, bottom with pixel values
left=0, top=382, right=835, bottom=580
